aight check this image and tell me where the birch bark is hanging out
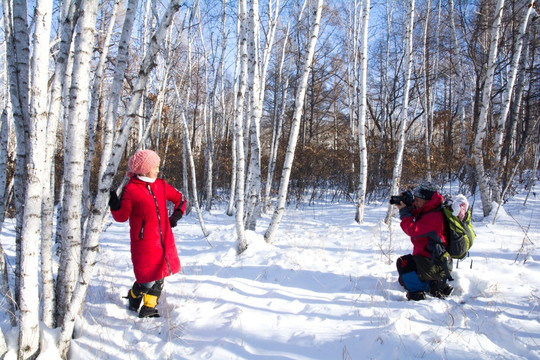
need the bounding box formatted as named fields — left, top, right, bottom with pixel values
left=3, top=0, right=30, bottom=306
left=56, top=0, right=99, bottom=327
left=98, top=0, right=139, bottom=182
left=473, top=0, right=505, bottom=217
left=82, top=0, right=120, bottom=227
left=244, top=0, right=263, bottom=231
left=384, top=0, right=415, bottom=225
left=0, top=109, right=15, bottom=327
left=264, top=23, right=291, bottom=209
left=42, top=4, right=81, bottom=321
left=264, top=0, right=323, bottom=244
left=236, top=0, right=249, bottom=253
left=490, top=0, right=534, bottom=203
left=17, top=0, right=53, bottom=358
left=227, top=2, right=242, bottom=217
left=355, top=0, right=370, bottom=224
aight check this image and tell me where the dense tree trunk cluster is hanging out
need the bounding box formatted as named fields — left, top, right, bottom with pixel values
left=0, top=0, right=538, bottom=358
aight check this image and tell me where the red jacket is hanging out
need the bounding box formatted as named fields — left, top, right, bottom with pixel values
left=111, top=177, right=184, bottom=283
left=400, top=192, right=447, bottom=258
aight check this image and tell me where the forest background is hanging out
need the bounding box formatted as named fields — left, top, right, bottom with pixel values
left=0, top=0, right=539, bottom=359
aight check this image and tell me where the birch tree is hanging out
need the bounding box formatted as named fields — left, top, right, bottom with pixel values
left=384, top=0, right=415, bottom=225
left=449, top=0, right=468, bottom=154
left=41, top=0, right=81, bottom=329
left=98, top=0, right=139, bottom=183
left=235, top=0, right=249, bottom=253
left=473, top=0, right=505, bottom=217
left=490, top=0, right=534, bottom=203
left=244, top=0, right=263, bottom=231
left=3, top=0, right=30, bottom=306
left=355, top=0, right=370, bottom=224
left=264, top=0, right=324, bottom=244
left=17, top=0, right=53, bottom=358
left=56, top=0, right=99, bottom=327
left=264, top=22, right=291, bottom=209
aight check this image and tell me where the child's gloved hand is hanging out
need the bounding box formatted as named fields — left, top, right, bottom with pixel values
left=169, top=200, right=186, bottom=228
left=109, top=190, right=121, bottom=211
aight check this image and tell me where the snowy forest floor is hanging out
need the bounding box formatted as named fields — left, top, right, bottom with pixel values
left=1, top=183, right=540, bottom=359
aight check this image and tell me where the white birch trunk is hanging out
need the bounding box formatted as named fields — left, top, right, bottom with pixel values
left=473, top=0, right=505, bottom=217
left=0, top=107, right=16, bottom=327
left=264, top=0, right=323, bottom=244
left=58, top=2, right=183, bottom=357
left=82, top=0, right=120, bottom=227
left=42, top=3, right=80, bottom=324
left=227, top=0, right=241, bottom=217
left=236, top=0, right=249, bottom=253
left=264, top=24, right=290, bottom=209
left=57, top=0, right=98, bottom=328
left=421, top=0, right=432, bottom=183
left=17, top=0, right=53, bottom=358
left=490, top=0, right=534, bottom=202
left=98, top=0, right=139, bottom=182
left=244, top=0, right=263, bottom=231
left=355, top=0, right=370, bottom=224
left=384, top=0, right=415, bottom=225
left=449, top=0, right=467, bottom=154
left=3, top=0, right=30, bottom=306
left=347, top=1, right=360, bottom=185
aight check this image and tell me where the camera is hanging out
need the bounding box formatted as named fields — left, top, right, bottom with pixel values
left=389, top=190, right=414, bottom=207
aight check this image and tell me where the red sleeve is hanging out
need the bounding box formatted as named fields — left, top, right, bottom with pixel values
left=164, top=181, right=184, bottom=213
left=111, top=187, right=133, bottom=223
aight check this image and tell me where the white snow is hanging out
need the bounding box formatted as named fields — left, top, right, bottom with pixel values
left=1, top=184, right=539, bottom=359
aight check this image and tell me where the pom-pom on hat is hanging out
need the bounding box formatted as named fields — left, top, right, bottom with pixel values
left=413, top=182, right=437, bottom=200
left=127, top=149, right=160, bottom=178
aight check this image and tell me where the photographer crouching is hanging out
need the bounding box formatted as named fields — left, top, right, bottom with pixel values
left=391, top=182, right=453, bottom=301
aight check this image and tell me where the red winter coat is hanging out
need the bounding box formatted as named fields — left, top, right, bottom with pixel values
left=111, top=177, right=184, bottom=283
left=400, top=192, right=447, bottom=258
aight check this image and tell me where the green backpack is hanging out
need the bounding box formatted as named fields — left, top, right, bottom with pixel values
left=441, top=203, right=475, bottom=260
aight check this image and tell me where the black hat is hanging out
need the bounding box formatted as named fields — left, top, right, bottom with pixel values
left=413, top=182, right=437, bottom=200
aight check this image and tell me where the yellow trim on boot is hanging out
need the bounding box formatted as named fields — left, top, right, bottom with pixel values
left=130, top=289, right=139, bottom=299
left=143, top=293, right=158, bottom=308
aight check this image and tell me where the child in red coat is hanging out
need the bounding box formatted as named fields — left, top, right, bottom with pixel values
left=109, top=149, right=186, bottom=317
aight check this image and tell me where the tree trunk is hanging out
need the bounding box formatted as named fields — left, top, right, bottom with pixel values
left=355, top=0, right=370, bottom=224
left=3, top=0, right=30, bottom=307
left=82, top=0, right=120, bottom=227
left=98, top=0, right=139, bottom=183
left=490, top=0, right=534, bottom=203
left=264, top=0, right=323, bottom=244
left=384, top=0, right=415, bottom=225
left=56, top=0, right=98, bottom=328
left=244, top=0, right=263, bottom=231
left=17, top=0, right=53, bottom=358
left=42, top=2, right=81, bottom=327
left=236, top=0, right=249, bottom=253
left=473, top=0, right=505, bottom=217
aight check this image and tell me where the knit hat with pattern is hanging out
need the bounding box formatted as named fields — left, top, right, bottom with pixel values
left=413, top=182, right=437, bottom=200
left=127, top=149, right=160, bottom=178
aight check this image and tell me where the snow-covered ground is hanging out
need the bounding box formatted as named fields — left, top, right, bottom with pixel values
left=1, top=183, right=539, bottom=359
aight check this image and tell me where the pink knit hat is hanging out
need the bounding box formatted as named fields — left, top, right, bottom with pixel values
left=127, top=149, right=160, bottom=178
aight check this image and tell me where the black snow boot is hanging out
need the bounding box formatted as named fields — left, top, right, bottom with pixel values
left=406, top=291, right=426, bottom=301
left=429, top=280, right=454, bottom=299
left=139, top=294, right=160, bottom=318
left=124, top=282, right=145, bottom=312
left=138, top=280, right=163, bottom=318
